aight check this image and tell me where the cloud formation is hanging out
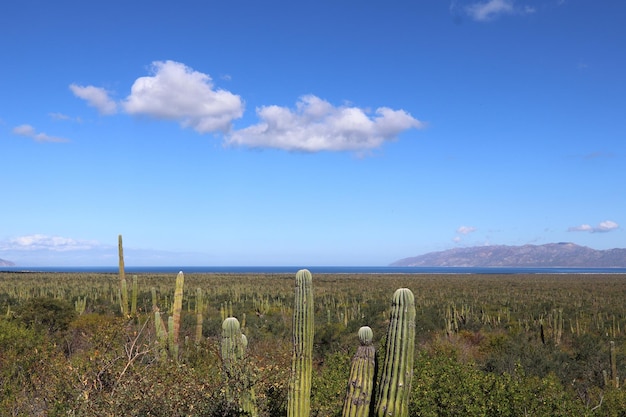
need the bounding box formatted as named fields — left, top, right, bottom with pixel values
left=568, top=220, right=619, bottom=233
left=0, top=234, right=99, bottom=252
left=70, top=61, right=421, bottom=152
left=464, top=0, right=534, bottom=21
left=457, top=225, right=477, bottom=235
left=123, top=60, right=244, bottom=133
left=227, top=95, right=422, bottom=152
left=70, top=84, right=118, bottom=115
left=12, top=124, right=69, bottom=143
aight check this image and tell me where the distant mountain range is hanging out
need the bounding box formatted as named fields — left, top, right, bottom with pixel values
left=391, top=243, right=626, bottom=268
left=0, top=258, right=15, bottom=267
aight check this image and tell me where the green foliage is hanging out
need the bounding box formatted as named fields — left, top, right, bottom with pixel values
left=15, top=296, right=76, bottom=335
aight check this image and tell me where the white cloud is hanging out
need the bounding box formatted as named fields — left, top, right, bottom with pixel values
left=465, top=0, right=534, bottom=21
left=568, top=220, right=619, bottom=233
left=227, top=95, right=423, bottom=152
left=457, top=225, right=477, bottom=235
left=70, top=84, right=118, bottom=115
left=123, top=60, right=244, bottom=133
left=12, top=124, right=69, bottom=143
left=49, top=112, right=82, bottom=123
left=0, top=234, right=99, bottom=252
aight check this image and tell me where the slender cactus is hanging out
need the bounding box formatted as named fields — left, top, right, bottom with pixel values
left=374, top=288, right=416, bottom=417
left=195, top=288, right=204, bottom=344
left=610, top=340, right=619, bottom=388
left=130, top=275, right=138, bottom=316
left=342, top=326, right=376, bottom=417
left=288, top=269, right=314, bottom=417
left=172, top=271, right=184, bottom=346
left=118, top=234, right=129, bottom=317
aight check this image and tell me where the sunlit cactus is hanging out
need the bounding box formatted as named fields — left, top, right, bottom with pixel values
left=374, top=288, right=416, bottom=417
left=288, top=269, right=314, bottom=417
left=342, top=326, right=376, bottom=417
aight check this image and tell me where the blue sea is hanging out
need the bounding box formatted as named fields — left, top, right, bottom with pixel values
left=2, top=266, right=626, bottom=274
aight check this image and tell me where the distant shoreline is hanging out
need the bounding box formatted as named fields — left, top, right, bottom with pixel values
left=2, top=266, right=626, bottom=274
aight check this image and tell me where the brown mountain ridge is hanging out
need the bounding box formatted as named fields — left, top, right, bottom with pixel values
left=391, top=243, right=626, bottom=268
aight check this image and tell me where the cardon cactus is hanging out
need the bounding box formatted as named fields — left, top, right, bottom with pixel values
left=172, top=271, right=184, bottom=345
left=342, top=326, right=376, bottom=417
left=118, top=235, right=129, bottom=317
left=287, top=269, right=314, bottom=417
left=374, top=288, right=416, bottom=417
left=221, top=317, right=258, bottom=416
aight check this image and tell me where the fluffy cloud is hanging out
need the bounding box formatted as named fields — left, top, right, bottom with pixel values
left=227, top=95, right=422, bottom=152
left=12, top=124, right=69, bottom=143
left=464, top=0, right=534, bottom=21
left=568, top=220, right=619, bottom=233
left=0, top=234, right=99, bottom=252
left=123, top=60, right=244, bottom=133
left=70, top=84, right=118, bottom=115
left=457, top=225, right=477, bottom=235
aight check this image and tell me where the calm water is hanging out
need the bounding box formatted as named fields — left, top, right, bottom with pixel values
left=2, top=266, right=626, bottom=274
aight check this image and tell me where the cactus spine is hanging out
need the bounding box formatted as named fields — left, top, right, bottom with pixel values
left=342, top=326, right=376, bottom=417
left=288, top=269, right=314, bottom=417
left=374, top=288, right=416, bottom=417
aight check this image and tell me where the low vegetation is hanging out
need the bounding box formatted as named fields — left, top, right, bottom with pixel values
left=1, top=270, right=625, bottom=416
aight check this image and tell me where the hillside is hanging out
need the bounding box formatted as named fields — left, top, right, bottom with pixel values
left=0, top=258, right=15, bottom=267
left=391, top=242, right=626, bottom=268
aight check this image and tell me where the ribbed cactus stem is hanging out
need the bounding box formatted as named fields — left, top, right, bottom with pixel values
left=168, top=316, right=178, bottom=359
left=172, top=271, right=184, bottom=345
left=195, top=288, right=203, bottom=344
left=288, top=269, right=314, bottom=417
left=342, top=326, right=376, bottom=417
left=151, top=287, right=158, bottom=312
left=221, top=317, right=244, bottom=365
left=221, top=317, right=257, bottom=416
left=374, top=288, right=416, bottom=417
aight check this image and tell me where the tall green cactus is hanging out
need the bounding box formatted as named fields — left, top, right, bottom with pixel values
left=342, top=326, right=376, bottom=417
left=172, top=271, right=184, bottom=346
left=118, top=234, right=129, bottom=317
left=374, top=288, right=416, bottom=417
left=288, top=269, right=314, bottom=417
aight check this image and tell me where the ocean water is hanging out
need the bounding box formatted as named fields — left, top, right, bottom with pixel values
left=2, top=266, right=626, bottom=274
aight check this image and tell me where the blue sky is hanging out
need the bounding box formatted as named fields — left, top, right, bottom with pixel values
left=1, top=0, right=624, bottom=266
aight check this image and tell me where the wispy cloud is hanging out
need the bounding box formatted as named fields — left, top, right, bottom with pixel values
left=463, top=0, right=535, bottom=22
left=0, top=234, right=99, bottom=252
left=70, top=84, right=118, bottom=115
left=49, top=112, right=82, bottom=123
left=123, top=61, right=244, bottom=133
left=568, top=220, right=619, bottom=233
left=227, top=95, right=422, bottom=152
left=12, top=124, right=69, bottom=143
left=457, top=225, right=477, bottom=235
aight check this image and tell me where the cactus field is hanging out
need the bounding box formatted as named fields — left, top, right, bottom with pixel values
left=1, top=268, right=626, bottom=416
